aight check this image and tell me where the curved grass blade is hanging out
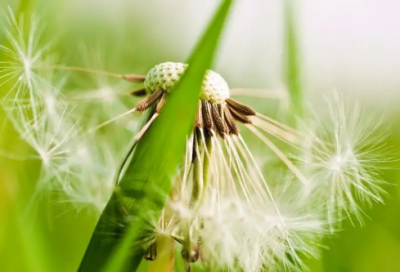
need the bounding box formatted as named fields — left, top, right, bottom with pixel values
left=284, top=0, right=303, bottom=122
left=78, top=1, right=234, bottom=271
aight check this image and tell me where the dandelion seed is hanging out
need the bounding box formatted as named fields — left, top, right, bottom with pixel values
left=298, top=93, right=390, bottom=228
left=0, top=10, right=130, bottom=214
left=0, top=9, right=54, bottom=116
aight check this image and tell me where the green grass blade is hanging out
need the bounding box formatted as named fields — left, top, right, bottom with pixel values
left=284, top=0, right=303, bottom=121
left=78, top=1, right=234, bottom=271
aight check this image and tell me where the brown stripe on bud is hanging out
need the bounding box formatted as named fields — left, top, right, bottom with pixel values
left=224, top=106, right=239, bottom=135
left=155, top=93, right=167, bottom=113
left=226, top=98, right=256, bottom=116
left=131, top=88, right=147, bottom=96
left=195, top=101, right=204, bottom=129
left=135, top=89, right=163, bottom=112
left=228, top=106, right=252, bottom=124
left=212, top=103, right=228, bottom=138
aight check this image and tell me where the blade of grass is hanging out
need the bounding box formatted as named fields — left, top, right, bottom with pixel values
left=284, top=0, right=303, bottom=123
left=78, top=1, right=234, bottom=271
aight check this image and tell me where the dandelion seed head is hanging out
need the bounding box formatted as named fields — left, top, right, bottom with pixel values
left=144, top=62, right=230, bottom=103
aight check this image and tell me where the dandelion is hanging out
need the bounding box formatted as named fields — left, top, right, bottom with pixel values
left=0, top=10, right=389, bottom=272
left=91, top=62, right=323, bottom=272
left=92, top=62, right=385, bottom=272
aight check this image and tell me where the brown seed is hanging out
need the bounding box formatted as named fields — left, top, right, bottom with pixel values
left=195, top=101, right=204, bottom=129
left=131, top=88, right=147, bottom=96
left=212, top=103, right=228, bottom=137
left=135, top=90, right=163, bottom=112
left=122, top=74, right=146, bottom=82
left=224, top=106, right=239, bottom=135
left=228, top=105, right=252, bottom=124
left=202, top=100, right=215, bottom=137
left=201, top=100, right=214, bottom=131
left=226, top=98, right=256, bottom=116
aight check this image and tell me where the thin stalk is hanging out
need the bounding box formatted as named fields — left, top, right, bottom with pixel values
left=36, top=65, right=124, bottom=79
left=201, top=135, right=212, bottom=204
left=192, top=132, right=212, bottom=207
left=36, top=65, right=146, bottom=82
left=191, top=132, right=204, bottom=204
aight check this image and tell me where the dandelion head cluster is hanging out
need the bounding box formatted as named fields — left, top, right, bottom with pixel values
left=0, top=11, right=390, bottom=272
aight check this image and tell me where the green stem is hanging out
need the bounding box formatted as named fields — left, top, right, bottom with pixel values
left=284, top=0, right=303, bottom=125
left=147, top=236, right=175, bottom=272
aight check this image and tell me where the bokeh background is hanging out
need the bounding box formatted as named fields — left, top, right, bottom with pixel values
left=1, top=0, right=400, bottom=271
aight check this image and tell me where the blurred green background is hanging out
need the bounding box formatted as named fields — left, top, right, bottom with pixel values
left=1, top=0, right=400, bottom=271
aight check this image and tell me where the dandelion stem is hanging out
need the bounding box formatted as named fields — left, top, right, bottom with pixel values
left=147, top=236, right=175, bottom=272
